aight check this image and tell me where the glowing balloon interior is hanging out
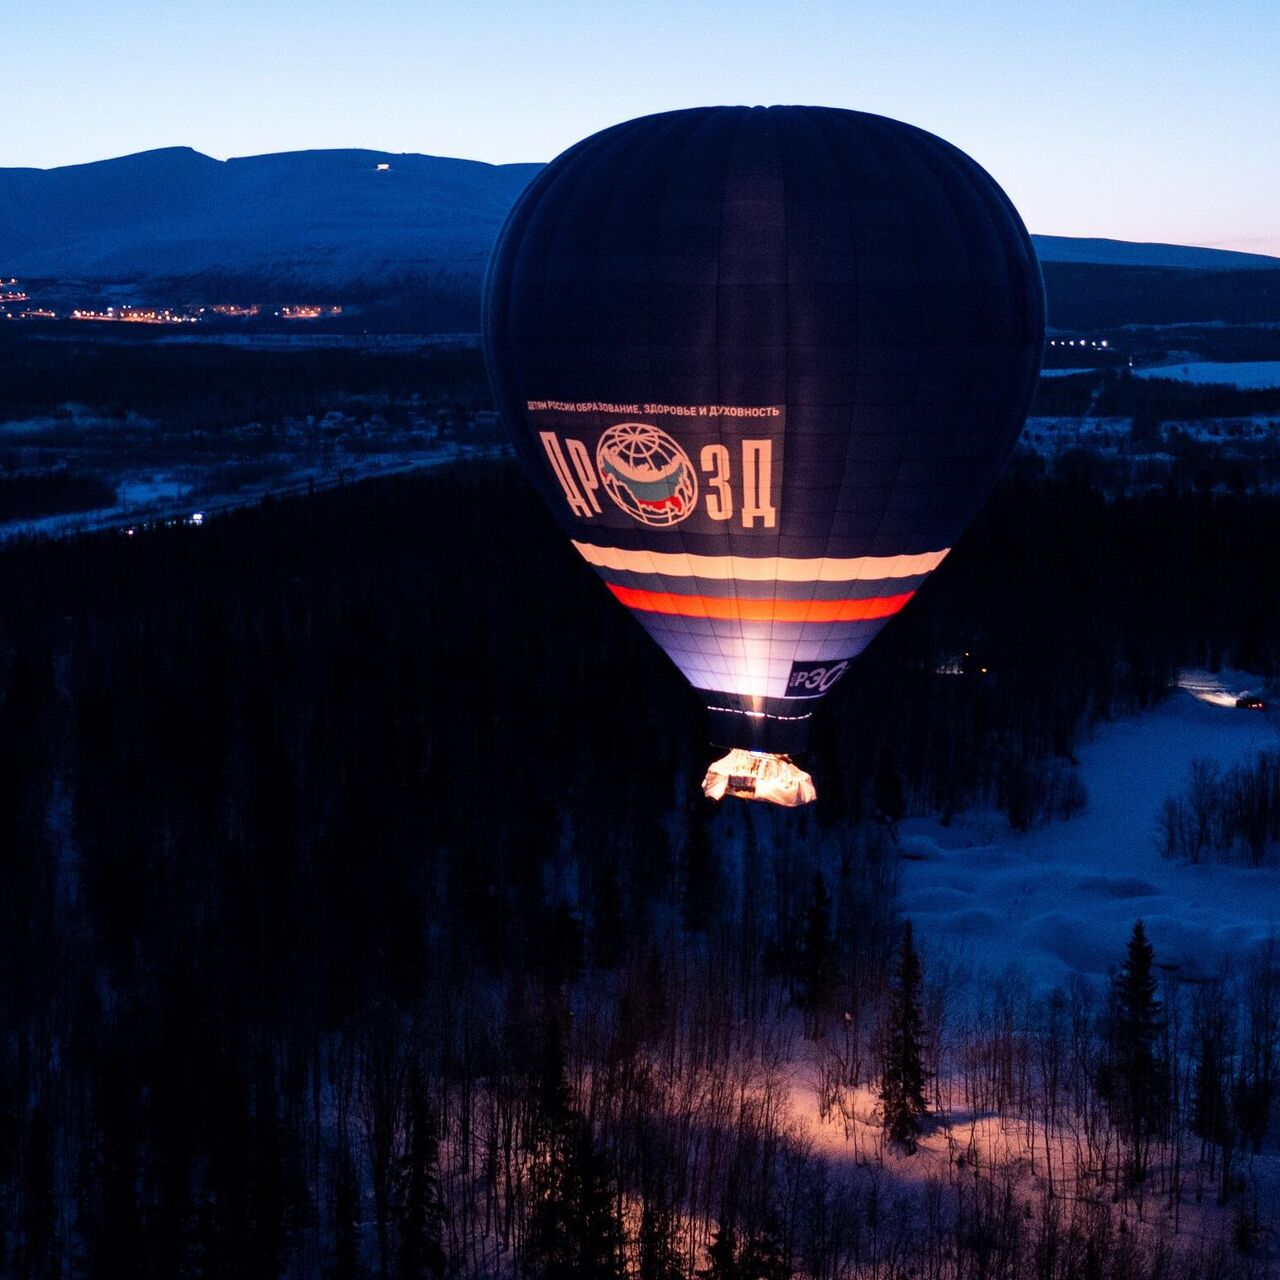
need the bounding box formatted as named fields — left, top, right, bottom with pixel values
left=482, top=106, right=1044, bottom=805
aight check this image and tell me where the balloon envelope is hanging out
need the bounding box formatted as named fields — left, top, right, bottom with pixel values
left=483, top=105, right=1043, bottom=766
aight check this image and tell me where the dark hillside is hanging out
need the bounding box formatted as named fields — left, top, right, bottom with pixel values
left=1042, top=262, right=1280, bottom=329
left=2, top=463, right=1280, bottom=1275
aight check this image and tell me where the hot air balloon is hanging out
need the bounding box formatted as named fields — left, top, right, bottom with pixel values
left=482, top=106, right=1044, bottom=806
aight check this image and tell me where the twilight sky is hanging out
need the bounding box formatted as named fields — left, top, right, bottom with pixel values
left=6, top=0, right=1278, bottom=254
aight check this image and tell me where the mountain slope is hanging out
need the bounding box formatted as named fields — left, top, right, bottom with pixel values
left=2, top=147, right=1277, bottom=297
left=1032, top=234, right=1280, bottom=272
left=0, top=147, right=541, bottom=286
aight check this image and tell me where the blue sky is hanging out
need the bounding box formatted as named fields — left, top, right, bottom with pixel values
left=6, top=0, right=1278, bottom=253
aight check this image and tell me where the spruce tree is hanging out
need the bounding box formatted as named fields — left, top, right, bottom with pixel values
left=739, top=1220, right=791, bottom=1279
left=1102, top=920, right=1168, bottom=1183
left=1191, top=1022, right=1231, bottom=1158
left=394, top=1066, right=446, bottom=1279
left=873, top=748, right=905, bottom=841
left=795, top=872, right=832, bottom=1015
left=590, top=865, right=627, bottom=970
left=638, top=1194, right=686, bottom=1280
left=683, top=808, right=716, bottom=934
left=697, top=1224, right=739, bottom=1279
left=330, top=1143, right=361, bottom=1280
left=524, top=1021, right=623, bottom=1279
left=524, top=1114, right=623, bottom=1279
left=880, top=919, right=928, bottom=1153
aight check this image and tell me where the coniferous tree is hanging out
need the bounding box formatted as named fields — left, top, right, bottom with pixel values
left=1191, top=1008, right=1231, bottom=1168
left=589, top=865, right=627, bottom=971
left=393, top=1067, right=446, bottom=1279
left=881, top=920, right=928, bottom=1153
left=637, top=1147, right=686, bottom=1280
left=524, top=1023, right=623, bottom=1280
left=873, top=749, right=905, bottom=842
left=1101, top=920, right=1168, bottom=1184
left=1238, top=948, right=1280, bottom=1153
left=21, top=1101, right=58, bottom=1280
left=739, top=1220, right=791, bottom=1280
left=637, top=1193, right=686, bottom=1280
left=524, top=1112, right=623, bottom=1280
left=251, top=1049, right=287, bottom=1278
left=794, top=873, right=833, bottom=1019
left=682, top=808, right=717, bottom=935
left=330, top=1142, right=362, bottom=1280
left=698, top=1225, right=739, bottom=1280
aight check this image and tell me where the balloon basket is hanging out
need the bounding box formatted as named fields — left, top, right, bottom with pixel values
left=702, top=749, right=816, bottom=807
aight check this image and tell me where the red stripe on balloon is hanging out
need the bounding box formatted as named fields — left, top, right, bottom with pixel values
left=605, top=583, right=915, bottom=623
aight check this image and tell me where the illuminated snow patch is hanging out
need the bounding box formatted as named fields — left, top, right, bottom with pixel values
left=1133, top=360, right=1280, bottom=389
left=1178, top=667, right=1269, bottom=708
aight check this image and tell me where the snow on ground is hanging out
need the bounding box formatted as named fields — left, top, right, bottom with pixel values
left=1179, top=666, right=1271, bottom=708
left=116, top=475, right=189, bottom=507
left=898, top=691, right=1280, bottom=994
left=1018, top=416, right=1133, bottom=456
left=1164, top=414, right=1280, bottom=443
left=1031, top=235, right=1280, bottom=272
left=1133, top=360, right=1280, bottom=389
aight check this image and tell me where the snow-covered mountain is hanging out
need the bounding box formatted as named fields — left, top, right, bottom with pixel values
left=0, top=147, right=541, bottom=287
left=2, top=147, right=1277, bottom=289
left=1032, top=234, right=1280, bottom=272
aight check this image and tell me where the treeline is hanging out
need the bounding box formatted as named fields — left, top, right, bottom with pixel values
left=0, top=466, right=116, bottom=522
left=1028, top=368, right=1280, bottom=421
left=915, top=923, right=1280, bottom=1268
left=1158, top=752, right=1280, bottom=867
left=1017, top=422, right=1280, bottom=505
left=818, top=464, right=1280, bottom=827
left=2, top=463, right=1280, bottom=1275
left=0, top=333, right=489, bottom=433
left=1039, top=262, right=1280, bottom=330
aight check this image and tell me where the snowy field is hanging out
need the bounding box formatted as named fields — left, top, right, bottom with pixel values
left=898, top=689, right=1280, bottom=995
left=1039, top=362, right=1280, bottom=388
left=1133, top=360, right=1280, bottom=389
left=1018, top=415, right=1133, bottom=454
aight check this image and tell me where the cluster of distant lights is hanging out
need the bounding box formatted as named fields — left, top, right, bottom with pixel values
left=125, top=512, right=204, bottom=537
left=1, top=281, right=343, bottom=324
left=12, top=306, right=341, bottom=323
left=1048, top=339, right=1109, bottom=348
left=71, top=306, right=198, bottom=325
left=1, top=278, right=31, bottom=320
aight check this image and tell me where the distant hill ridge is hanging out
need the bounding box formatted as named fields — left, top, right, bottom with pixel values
left=0, top=146, right=541, bottom=286
left=2, top=146, right=1277, bottom=291
left=1031, top=234, right=1280, bottom=272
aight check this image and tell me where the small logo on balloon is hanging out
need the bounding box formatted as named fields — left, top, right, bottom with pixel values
left=787, top=659, right=850, bottom=698
left=596, top=423, right=698, bottom=527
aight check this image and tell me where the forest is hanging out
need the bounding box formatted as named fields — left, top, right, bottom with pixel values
left=0, top=334, right=494, bottom=532
left=2, top=458, right=1280, bottom=1278
left=0, top=334, right=487, bottom=434
left=1035, top=264, right=1280, bottom=332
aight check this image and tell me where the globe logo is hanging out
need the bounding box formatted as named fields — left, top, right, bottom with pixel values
left=596, top=423, right=698, bottom=527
